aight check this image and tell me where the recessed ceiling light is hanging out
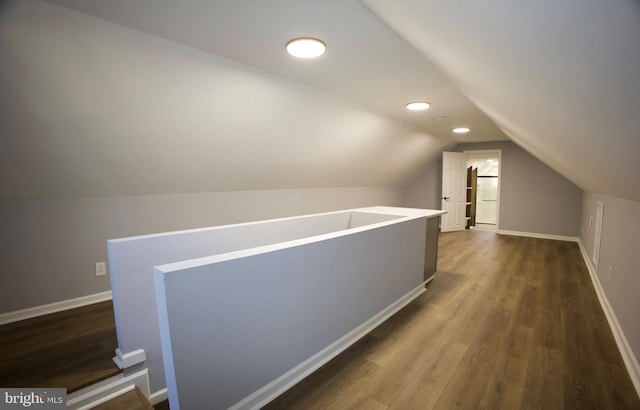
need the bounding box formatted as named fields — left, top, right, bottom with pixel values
left=453, top=127, right=470, bottom=134
left=406, top=102, right=430, bottom=111
left=286, top=38, right=326, bottom=58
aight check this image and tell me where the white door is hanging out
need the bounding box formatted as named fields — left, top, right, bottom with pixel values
left=441, top=151, right=467, bottom=232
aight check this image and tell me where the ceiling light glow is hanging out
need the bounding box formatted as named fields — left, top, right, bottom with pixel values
left=406, top=102, right=430, bottom=111
left=286, top=38, right=326, bottom=58
left=453, top=127, right=470, bottom=134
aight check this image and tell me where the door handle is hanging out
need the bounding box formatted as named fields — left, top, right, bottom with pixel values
left=443, top=196, right=450, bottom=200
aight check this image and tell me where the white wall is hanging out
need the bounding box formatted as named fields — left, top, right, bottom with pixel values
left=0, top=187, right=402, bottom=314
left=154, top=212, right=428, bottom=408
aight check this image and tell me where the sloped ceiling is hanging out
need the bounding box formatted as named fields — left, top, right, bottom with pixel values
left=2, top=1, right=638, bottom=202
left=363, top=0, right=640, bottom=202
left=0, top=0, right=506, bottom=199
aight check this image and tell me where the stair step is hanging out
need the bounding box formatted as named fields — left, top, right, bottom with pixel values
left=0, top=301, right=119, bottom=392
left=92, top=386, right=154, bottom=410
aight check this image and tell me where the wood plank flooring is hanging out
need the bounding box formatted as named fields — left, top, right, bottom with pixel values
left=265, top=230, right=640, bottom=409
left=0, top=300, right=119, bottom=392
left=1, top=231, right=638, bottom=409
left=92, top=386, right=155, bottom=410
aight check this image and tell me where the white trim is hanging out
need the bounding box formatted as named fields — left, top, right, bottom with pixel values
left=149, top=388, right=168, bottom=405
left=67, top=368, right=150, bottom=410
left=497, top=229, right=578, bottom=242
left=592, top=201, right=604, bottom=269
left=229, top=282, right=427, bottom=410
left=0, top=291, right=112, bottom=325
left=577, top=239, right=640, bottom=399
left=113, top=348, right=146, bottom=370
left=77, top=386, right=135, bottom=410
left=463, top=149, right=502, bottom=230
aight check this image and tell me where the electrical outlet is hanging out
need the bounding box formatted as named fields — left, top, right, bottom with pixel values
left=95, top=262, right=106, bottom=277
left=608, top=266, right=613, bottom=281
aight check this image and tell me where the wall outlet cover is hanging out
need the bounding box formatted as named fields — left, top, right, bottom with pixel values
left=95, top=262, right=107, bottom=277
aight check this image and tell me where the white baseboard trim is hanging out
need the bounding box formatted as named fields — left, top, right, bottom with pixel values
left=67, top=368, right=150, bottom=410
left=0, top=291, right=112, bottom=325
left=497, top=229, right=578, bottom=242
left=113, top=348, right=146, bottom=370
left=229, top=282, right=427, bottom=410
left=577, top=239, right=640, bottom=399
left=149, top=388, right=168, bottom=405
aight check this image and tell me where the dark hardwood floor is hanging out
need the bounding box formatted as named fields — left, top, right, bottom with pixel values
left=1, top=230, right=638, bottom=409
left=0, top=300, right=119, bottom=392
left=92, top=386, right=155, bottom=410
left=0, top=301, right=168, bottom=409
left=265, top=230, right=640, bottom=409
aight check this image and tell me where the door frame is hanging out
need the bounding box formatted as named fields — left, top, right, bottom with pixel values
left=463, top=149, right=502, bottom=230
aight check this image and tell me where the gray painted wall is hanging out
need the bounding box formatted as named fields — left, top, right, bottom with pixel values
left=0, top=187, right=402, bottom=314
left=580, top=192, right=640, bottom=368
left=404, top=157, right=442, bottom=210
left=1, top=0, right=444, bottom=200
left=404, top=140, right=583, bottom=237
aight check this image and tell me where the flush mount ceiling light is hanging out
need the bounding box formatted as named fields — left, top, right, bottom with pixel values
left=453, top=127, right=471, bottom=134
left=406, top=102, right=431, bottom=111
left=286, top=38, right=326, bottom=58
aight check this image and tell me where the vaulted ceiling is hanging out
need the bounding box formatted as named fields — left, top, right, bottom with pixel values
left=364, top=0, right=640, bottom=203
left=1, top=0, right=638, bottom=202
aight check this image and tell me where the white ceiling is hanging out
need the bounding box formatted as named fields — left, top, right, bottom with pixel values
left=363, top=0, right=640, bottom=202
left=41, top=0, right=507, bottom=142
left=2, top=0, right=639, bottom=202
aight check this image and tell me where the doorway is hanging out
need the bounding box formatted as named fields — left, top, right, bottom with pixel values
left=465, top=150, right=501, bottom=231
